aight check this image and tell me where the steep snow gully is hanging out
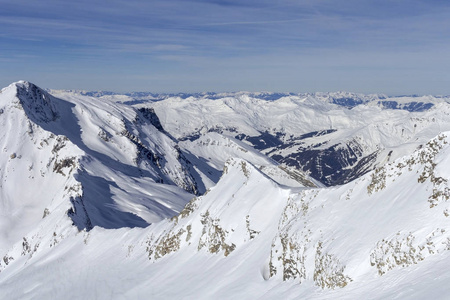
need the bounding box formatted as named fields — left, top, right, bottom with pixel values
left=0, top=81, right=449, bottom=299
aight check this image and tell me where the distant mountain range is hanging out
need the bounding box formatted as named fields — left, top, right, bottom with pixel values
left=49, top=89, right=450, bottom=111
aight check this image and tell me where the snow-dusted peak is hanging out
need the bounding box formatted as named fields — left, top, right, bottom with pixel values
left=6, top=81, right=59, bottom=123
left=221, top=157, right=273, bottom=184
left=0, top=81, right=199, bottom=249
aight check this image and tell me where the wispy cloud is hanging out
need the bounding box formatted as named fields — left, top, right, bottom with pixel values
left=202, top=19, right=305, bottom=26
left=1, top=0, right=450, bottom=94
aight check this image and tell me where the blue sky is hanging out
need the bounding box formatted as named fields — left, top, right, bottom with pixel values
left=1, top=0, right=449, bottom=94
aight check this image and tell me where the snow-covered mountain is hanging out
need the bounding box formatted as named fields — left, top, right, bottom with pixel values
left=1, top=82, right=450, bottom=299
left=0, top=81, right=204, bottom=253
left=50, top=89, right=449, bottom=112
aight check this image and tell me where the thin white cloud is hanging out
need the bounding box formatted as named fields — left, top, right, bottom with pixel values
left=202, top=19, right=305, bottom=26
left=1, top=0, right=450, bottom=94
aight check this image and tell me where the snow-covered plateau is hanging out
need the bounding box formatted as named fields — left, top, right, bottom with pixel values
left=1, top=81, right=449, bottom=299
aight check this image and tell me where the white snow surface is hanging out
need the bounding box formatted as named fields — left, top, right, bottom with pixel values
left=0, top=82, right=450, bottom=299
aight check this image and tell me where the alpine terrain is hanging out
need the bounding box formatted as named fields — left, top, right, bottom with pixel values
left=0, top=81, right=449, bottom=299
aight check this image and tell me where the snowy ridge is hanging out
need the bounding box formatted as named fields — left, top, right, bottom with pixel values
left=0, top=82, right=84, bottom=254
left=146, top=157, right=289, bottom=261
left=139, top=134, right=450, bottom=297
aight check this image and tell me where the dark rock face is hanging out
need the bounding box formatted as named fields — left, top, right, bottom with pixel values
left=235, top=129, right=378, bottom=186
left=377, top=101, right=434, bottom=112
left=272, top=143, right=378, bottom=186
left=15, top=82, right=59, bottom=123
left=331, top=98, right=367, bottom=109
left=122, top=117, right=199, bottom=195
left=235, top=131, right=285, bottom=150
left=137, top=107, right=165, bottom=132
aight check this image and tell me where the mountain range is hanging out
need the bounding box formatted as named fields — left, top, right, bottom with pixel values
left=0, top=81, right=449, bottom=299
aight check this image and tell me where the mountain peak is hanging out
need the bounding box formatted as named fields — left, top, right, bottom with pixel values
left=12, top=81, right=59, bottom=123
